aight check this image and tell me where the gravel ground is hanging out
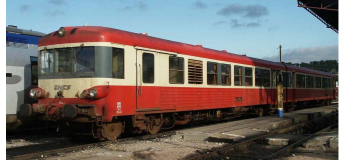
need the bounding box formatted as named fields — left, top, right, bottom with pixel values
left=6, top=136, right=67, bottom=149
left=44, top=136, right=224, bottom=160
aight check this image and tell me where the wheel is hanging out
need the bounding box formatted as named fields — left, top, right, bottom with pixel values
left=101, top=122, right=123, bottom=140
left=147, top=117, right=163, bottom=134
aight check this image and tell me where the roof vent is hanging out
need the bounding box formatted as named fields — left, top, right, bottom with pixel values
left=222, top=50, right=227, bottom=52
left=241, top=54, right=246, bottom=56
left=140, top=33, right=148, bottom=36
left=196, top=45, right=202, bottom=47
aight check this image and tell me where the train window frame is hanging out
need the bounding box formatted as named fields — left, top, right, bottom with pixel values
left=207, top=62, right=218, bottom=85
left=142, top=52, right=155, bottom=84
left=245, top=67, right=253, bottom=86
left=221, top=63, right=231, bottom=86
left=234, top=65, right=243, bottom=86
left=296, top=74, right=306, bottom=88
left=255, top=68, right=270, bottom=87
left=188, top=59, right=203, bottom=84
left=306, top=75, right=314, bottom=88
left=40, top=49, right=55, bottom=74
left=112, top=48, right=125, bottom=79
left=282, top=72, right=292, bottom=88
left=30, top=56, right=38, bottom=85
left=315, top=76, right=322, bottom=88
left=169, top=56, right=184, bottom=84
left=262, top=69, right=271, bottom=87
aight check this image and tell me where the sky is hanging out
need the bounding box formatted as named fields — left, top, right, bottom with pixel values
left=6, top=0, right=338, bottom=63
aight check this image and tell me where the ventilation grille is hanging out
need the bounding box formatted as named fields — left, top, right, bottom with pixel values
left=188, top=59, right=203, bottom=84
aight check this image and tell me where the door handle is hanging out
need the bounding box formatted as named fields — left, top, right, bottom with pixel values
left=139, top=64, right=142, bottom=95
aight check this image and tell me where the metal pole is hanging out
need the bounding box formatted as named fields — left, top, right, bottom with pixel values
left=278, top=45, right=283, bottom=117
left=279, top=45, right=282, bottom=63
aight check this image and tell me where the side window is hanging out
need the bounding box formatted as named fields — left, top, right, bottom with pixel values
left=263, top=69, right=270, bottom=87
left=207, top=62, right=218, bottom=85
left=142, top=53, right=154, bottom=83
left=296, top=74, right=305, bottom=88
left=221, top=64, right=231, bottom=85
left=30, top=56, right=38, bottom=85
left=234, top=66, right=243, bottom=86
left=188, top=59, right=203, bottom=84
left=306, top=75, right=314, bottom=88
left=255, top=68, right=270, bottom=87
left=112, top=48, right=125, bottom=79
left=322, top=77, right=327, bottom=88
left=255, top=68, right=262, bottom=86
left=169, top=57, right=184, bottom=84
left=245, top=67, right=252, bottom=86
left=315, top=77, right=322, bottom=88
left=282, top=72, right=292, bottom=87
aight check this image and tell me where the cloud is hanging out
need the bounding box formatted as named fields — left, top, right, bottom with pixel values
left=230, top=19, right=244, bottom=28
left=213, top=20, right=226, bottom=25
left=217, top=4, right=269, bottom=18
left=49, top=0, right=67, bottom=6
left=193, top=1, right=207, bottom=9
left=120, top=1, right=148, bottom=12
left=46, top=9, right=65, bottom=16
left=268, top=26, right=279, bottom=32
left=20, top=5, right=30, bottom=13
left=263, top=45, right=338, bottom=63
left=246, top=22, right=260, bottom=27
left=227, top=19, right=261, bottom=28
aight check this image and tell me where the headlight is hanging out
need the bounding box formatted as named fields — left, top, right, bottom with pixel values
left=29, top=89, right=36, bottom=98
left=58, top=27, right=66, bottom=37
left=89, top=88, right=97, bottom=99
left=82, top=90, right=89, bottom=98
left=36, top=90, right=42, bottom=97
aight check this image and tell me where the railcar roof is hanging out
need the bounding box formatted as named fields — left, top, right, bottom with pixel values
left=39, top=26, right=335, bottom=77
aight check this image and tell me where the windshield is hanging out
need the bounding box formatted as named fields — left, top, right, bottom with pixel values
left=40, top=47, right=95, bottom=74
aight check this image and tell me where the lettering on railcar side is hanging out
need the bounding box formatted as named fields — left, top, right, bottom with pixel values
left=54, top=85, right=72, bottom=90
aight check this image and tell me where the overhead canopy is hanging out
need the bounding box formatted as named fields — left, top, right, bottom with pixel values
left=297, top=0, right=338, bottom=33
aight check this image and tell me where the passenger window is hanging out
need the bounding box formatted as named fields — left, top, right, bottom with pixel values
left=188, top=59, right=203, bottom=84
left=207, top=62, right=218, bottom=85
left=315, top=77, right=322, bottom=88
left=234, top=66, right=243, bottom=86
left=306, top=75, right=314, bottom=88
left=263, top=70, right=270, bottom=87
left=296, top=74, right=306, bottom=88
left=255, top=68, right=270, bottom=87
left=245, top=67, right=252, bottom=86
left=30, top=56, right=38, bottom=85
left=112, top=48, right=125, bottom=79
left=255, top=68, right=262, bottom=86
left=282, top=72, right=292, bottom=87
left=143, top=53, right=154, bottom=83
left=221, top=64, right=231, bottom=85
left=169, top=57, right=184, bottom=84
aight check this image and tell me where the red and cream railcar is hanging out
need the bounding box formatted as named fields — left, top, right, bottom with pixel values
left=20, top=26, right=336, bottom=140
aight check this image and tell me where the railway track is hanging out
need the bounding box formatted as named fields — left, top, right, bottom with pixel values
left=183, top=112, right=338, bottom=160
left=7, top=105, right=337, bottom=160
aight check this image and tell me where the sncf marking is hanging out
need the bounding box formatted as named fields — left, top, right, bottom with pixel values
left=54, top=85, right=71, bottom=90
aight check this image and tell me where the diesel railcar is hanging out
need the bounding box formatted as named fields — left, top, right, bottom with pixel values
left=6, top=25, right=45, bottom=130
left=19, top=26, right=336, bottom=140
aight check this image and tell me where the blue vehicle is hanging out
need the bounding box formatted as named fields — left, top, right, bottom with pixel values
left=6, top=25, right=45, bottom=130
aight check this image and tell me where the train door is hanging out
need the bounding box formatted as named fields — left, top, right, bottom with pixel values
left=135, top=50, right=160, bottom=110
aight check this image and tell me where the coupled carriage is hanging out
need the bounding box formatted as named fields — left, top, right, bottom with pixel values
left=19, top=26, right=336, bottom=140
